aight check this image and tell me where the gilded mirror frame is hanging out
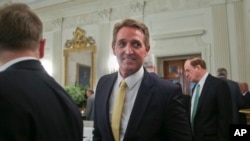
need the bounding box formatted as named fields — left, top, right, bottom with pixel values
left=64, top=27, right=96, bottom=89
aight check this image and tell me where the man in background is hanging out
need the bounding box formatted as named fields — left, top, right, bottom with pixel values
left=0, top=3, right=83, bottom=141
left=238, top=82, right=250, bottom=124
left=184, top=57, right=232, bottom=141
left=241, top=82, right=250, bottom=108
left=143, top=54, right=157, bottom=75
left=217, top=67, right=245, bottom=124
left=86, top=89, right=95, bottom=120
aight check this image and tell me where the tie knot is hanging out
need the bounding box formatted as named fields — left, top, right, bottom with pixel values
left=120, top=80, right=127, bottom=88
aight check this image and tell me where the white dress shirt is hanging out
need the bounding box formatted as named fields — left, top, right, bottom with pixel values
left=109, top=66, right=144, bottom=141
left=0, top=57, right=38, bottom=72
left=190, top=72, right=208, bottom=120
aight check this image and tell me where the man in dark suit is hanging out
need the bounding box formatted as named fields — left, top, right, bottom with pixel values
left=0, top=3, right=83, bottom=141
left=239, top=82, right=250, bottom=124
left=184, top=57, right=232, bottom=141
left=241, top=82, right=250, bottom=108
left=86, top=89, right=95, bottom=120
left=216, top=67, right=245, bottom=124
left=175, top=82, right=191, bottom=116
left=93, top=18, right=192, bottom=141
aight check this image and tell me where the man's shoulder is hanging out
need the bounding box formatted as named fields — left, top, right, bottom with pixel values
left=226, top=79, right=239, bottom=86
left=245, top=92, right=250, bottom=97
left=207, top=75, right=230, bottom=88
left=145, top=72, right=177, bottom=89
left=99, top=73, right=117, bottom=82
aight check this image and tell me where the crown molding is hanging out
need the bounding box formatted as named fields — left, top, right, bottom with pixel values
left=152, top=29, right=205, bottom=40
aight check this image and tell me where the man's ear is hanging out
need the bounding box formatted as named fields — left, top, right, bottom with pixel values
left=39, top=39, right=46, bottom=58
left=146, top=46, right=150, bottom=52
left=112, top=45, right=116, bottom=55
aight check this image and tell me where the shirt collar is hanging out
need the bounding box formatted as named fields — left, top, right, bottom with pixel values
left=0, top=57, right=38, bottom=72
left=243, top=91, right=247, bottom=96
left=117, top=66, right=144, bottom=89
left=198, top=72, right=209, bottom=87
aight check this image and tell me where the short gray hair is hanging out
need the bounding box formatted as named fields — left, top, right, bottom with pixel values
left=217, top=67, right=227, bottom=77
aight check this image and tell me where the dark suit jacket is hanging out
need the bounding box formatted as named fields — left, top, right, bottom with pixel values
left=219, top=77, right=244, bottom=124
left=93, top=70, right=192, bottom=141
left=192, top=74, right=232, bottom=141
left=239, top=91, right=250, bottom=124
left=86, top=94, right=95, bottom=120
left=182, top=94, right=191, bottom=117
left=243, top=91, right=250, bottom=108
left=0, top=60, right=83, bottom=141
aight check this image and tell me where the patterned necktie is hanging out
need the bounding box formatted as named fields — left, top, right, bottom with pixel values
left=111, top=80, right=127, bottom=141
left=191, top=84, right=200, bottom=130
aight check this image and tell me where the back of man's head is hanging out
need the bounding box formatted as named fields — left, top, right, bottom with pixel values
left=87, top=89, right=94, bottom=94
left=217, top=67, right=227, bottom=78
left=0, top=3, right=43, bottom=50
left=242, top=83, right=249, bottom=92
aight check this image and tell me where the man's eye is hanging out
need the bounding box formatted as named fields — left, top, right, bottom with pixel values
left=118, top=42, right=126, bottom=48
left=132, top=42, right=141, bottom=48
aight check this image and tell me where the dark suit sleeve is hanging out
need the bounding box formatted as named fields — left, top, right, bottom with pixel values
left=93, top=98, right=101, bottom=140
left=217, top=81, right=232, bottom=141
left=0, top=98, right=32, bottom=141
left=163, top=87, right=193, bottom=141
left=236, top=85, right=244, bottom=109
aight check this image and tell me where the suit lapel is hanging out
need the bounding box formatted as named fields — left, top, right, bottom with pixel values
left=196, top=74, right=212, bottom=115
left=124, top=72, right=154, bottom=140
left=102, top=73, right=118, bottom=137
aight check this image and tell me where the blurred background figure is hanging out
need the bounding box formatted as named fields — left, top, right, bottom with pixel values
left=240, top=82, right=250, bottom=109
left=85, top=89, right=95, bottom=121
left=238, top=82, right=250, bottom=124
left=143, top=54, right=157, bottom=75
left=217, top=67, right=245, bottom=124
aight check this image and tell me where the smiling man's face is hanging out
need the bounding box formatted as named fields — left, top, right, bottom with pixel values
left=112, top=26, right=150, bottom=78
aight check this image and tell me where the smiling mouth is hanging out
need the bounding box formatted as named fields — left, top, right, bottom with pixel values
left=123, top=57, right=135, bottom=61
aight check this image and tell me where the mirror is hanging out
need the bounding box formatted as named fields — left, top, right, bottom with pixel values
left=64, top=27, right=96, bottom=89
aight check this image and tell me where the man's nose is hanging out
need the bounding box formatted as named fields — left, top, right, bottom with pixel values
left=124, top=45, right=133, bottom=54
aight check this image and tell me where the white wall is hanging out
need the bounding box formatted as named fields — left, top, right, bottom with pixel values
left=242, top=0, right=250, bottom=84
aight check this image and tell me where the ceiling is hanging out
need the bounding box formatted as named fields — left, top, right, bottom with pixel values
left=0, top=0, right=71, bottom=9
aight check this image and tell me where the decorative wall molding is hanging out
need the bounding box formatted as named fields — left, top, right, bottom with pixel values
left=42, top=0, right=242, bottom=30
left=33, top=0, right=244, bottom=24
left=152, top=29, right=205, bottom=40
left=43, top=18, right=62, bottom=32
left=144, top=0, right=233, bottom=15
left=129, top=1, right=145, bottom=16
left=62, top=12, right=99, bottom=29
left=212, top=4, right=231, bottom=74
left=97, top=8, right=112, bottom=22
left=231, top=1, right=246, bottom=81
